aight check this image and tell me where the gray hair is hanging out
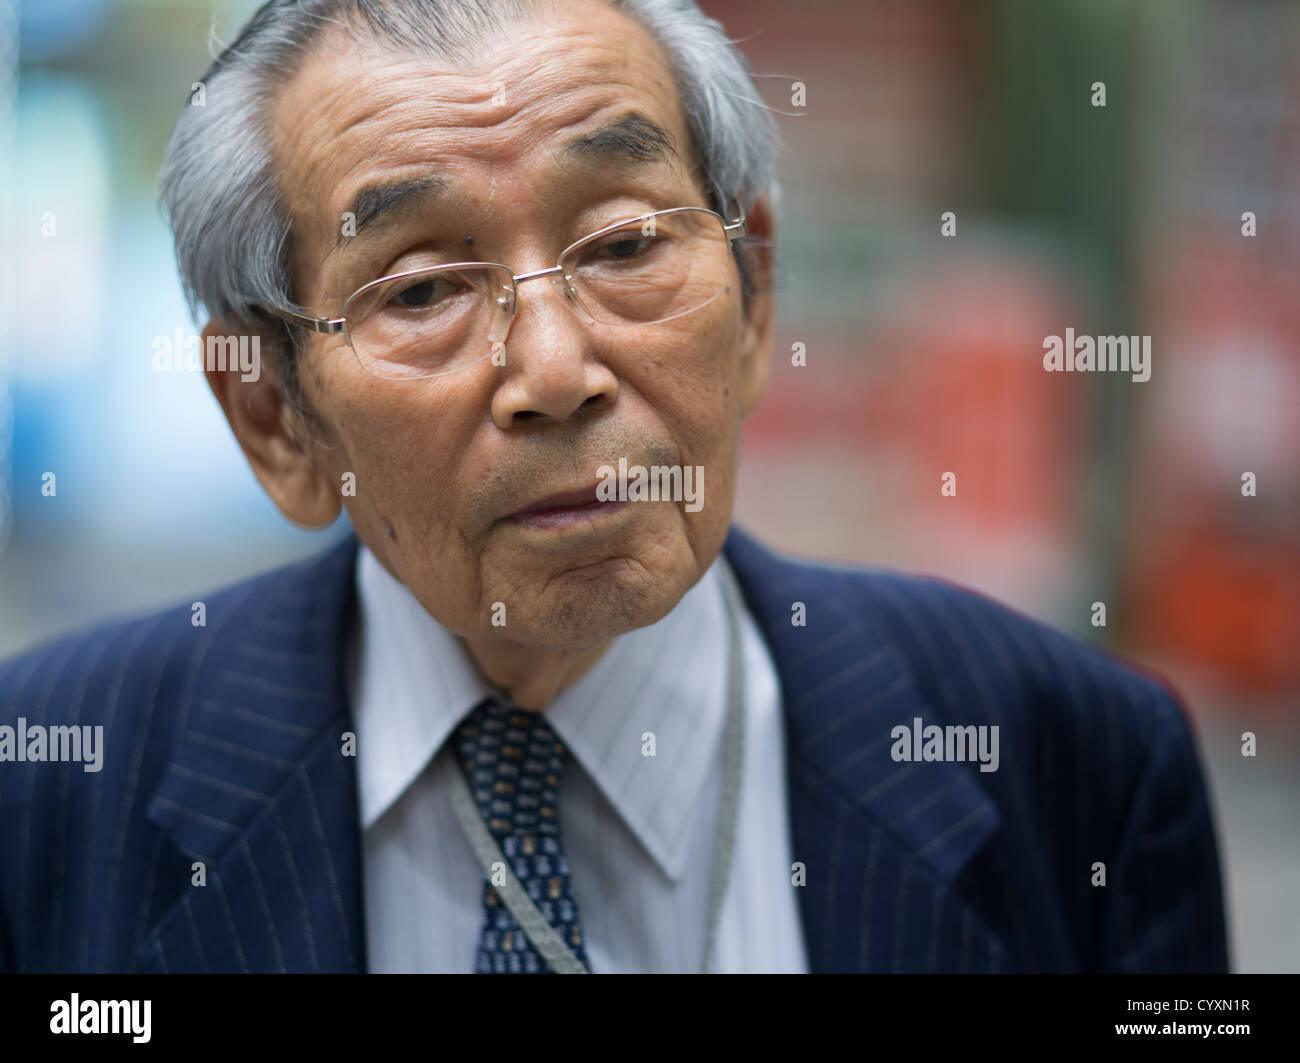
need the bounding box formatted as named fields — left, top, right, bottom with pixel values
left=158, top=0, right=779, bottom=408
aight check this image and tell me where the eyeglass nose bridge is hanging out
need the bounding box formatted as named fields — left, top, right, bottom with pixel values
left=490, top=263, right=594, bottom=347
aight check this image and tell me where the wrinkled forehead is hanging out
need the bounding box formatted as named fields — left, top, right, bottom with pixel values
left=268, top=3, right=704, bottom=253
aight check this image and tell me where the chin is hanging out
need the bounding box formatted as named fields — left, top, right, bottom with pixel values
left=505, top=553, right=689, bottom=650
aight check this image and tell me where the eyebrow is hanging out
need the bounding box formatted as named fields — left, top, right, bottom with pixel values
left=334, top=174, right=448, bottom=252
left=561, top=112, right=679, bottom=168
left=332, top=113, right=679, bottom=253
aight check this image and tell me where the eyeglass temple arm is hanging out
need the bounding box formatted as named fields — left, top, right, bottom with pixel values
left=253, top=302, right=346, bottom=335
left=723, top=201, right=747, bottom=240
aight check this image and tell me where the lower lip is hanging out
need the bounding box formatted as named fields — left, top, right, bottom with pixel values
left=508, top=499, right=629, bottom=531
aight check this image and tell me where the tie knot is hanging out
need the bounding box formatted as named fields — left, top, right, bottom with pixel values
left=453, top=697, right=568, bottom=839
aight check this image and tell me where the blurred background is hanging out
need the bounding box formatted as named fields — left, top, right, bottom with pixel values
left=0, top=0, right=1295, bottom=970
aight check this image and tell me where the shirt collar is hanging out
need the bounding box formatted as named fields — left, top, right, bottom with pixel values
left=349, top=544, right=730, bottom=883
left=350, top=546, right=494, bottom=831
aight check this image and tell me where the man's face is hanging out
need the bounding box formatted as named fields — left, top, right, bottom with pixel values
left=263, top=0, right=772, bottom=651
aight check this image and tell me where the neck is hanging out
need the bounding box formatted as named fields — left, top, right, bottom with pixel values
left=460, top=635, right=612, bottom=711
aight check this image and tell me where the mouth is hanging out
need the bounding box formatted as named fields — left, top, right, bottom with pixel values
left=505, top=484, right=629, bottom=532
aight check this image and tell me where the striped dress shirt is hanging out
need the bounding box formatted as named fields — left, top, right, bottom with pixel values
left=348, top=545, right=809, bottom=974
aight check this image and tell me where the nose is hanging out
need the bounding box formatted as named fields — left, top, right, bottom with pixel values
left=489, top=270, right=619, bottom=430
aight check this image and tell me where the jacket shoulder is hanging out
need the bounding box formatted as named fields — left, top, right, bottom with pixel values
left=726, top=526, right=1199, bottom=822
left=0, top=535, right=355, bottom=786
left=853, top=565, right=1186, bottom=737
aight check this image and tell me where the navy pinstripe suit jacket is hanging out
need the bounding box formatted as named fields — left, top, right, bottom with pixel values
left=0, top=525, right=1229, bottom=973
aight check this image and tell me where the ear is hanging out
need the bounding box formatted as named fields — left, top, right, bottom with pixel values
left=201, top=318, right=342, bottom=529
left=734, top=194, right=775, bottom=418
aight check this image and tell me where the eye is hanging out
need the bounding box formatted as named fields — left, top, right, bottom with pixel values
left=594, top=235, right=654, bottom=260
left=387, top=274, right=455, bottom=310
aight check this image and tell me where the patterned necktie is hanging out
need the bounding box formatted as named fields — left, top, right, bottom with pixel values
left=453, top=696, right=592, bottom=974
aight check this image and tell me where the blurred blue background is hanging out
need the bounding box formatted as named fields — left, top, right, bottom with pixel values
left=1, top=0, right=340, bottom=643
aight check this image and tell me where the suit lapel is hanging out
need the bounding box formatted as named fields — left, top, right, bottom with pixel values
left=134, top=535, right=365, bottom=973
left=723, top=526, right=1010, bottom=972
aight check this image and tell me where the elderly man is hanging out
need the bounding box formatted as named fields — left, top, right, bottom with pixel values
left=0, top=0, right=1227, bottom=975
